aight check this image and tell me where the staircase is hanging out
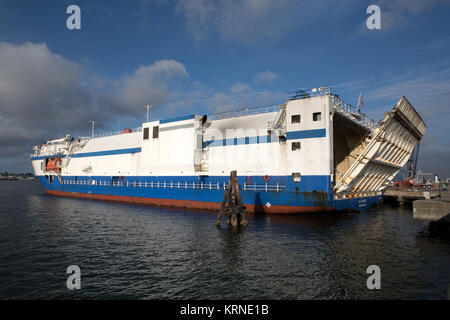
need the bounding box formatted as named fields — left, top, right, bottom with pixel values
left=62, top=138, right=89, bottom=169
left=268, top=104, right=286, bottom=138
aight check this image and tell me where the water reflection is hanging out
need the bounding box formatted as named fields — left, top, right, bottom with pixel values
left=258, top=212, right=354, bottom=229
left=1, top=181, right=450, bottom=299
left=216, top=226, right=246, bottom=272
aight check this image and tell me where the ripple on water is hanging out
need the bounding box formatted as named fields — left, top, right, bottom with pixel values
left=0, top=181, right=449, bottom=299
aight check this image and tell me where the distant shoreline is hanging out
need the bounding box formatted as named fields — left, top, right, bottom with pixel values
left=0, top=177, right=36, bottom=181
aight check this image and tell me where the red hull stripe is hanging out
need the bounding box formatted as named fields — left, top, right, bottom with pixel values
left=45, top=190, right=334, bottom=214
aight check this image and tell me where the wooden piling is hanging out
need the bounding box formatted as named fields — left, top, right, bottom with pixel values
left=216, top=170, right=249, bottom=227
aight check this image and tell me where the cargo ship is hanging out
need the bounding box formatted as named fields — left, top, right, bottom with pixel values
left=31, top=87, right=426, bottom=214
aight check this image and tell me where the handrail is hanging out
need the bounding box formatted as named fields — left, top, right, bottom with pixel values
left=209, top=104, right=282, bottom=120
left=92, top=126, right=142, bottom=139
left=286, top=87, right=331, bottom=100
left=31, top=127, right=142, bottom=158
left=333, top=96, right=379, bottom=131
left=60, top=178, right=286, bottom=192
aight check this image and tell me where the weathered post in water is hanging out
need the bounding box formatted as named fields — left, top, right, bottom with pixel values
left=216, top=170, right=249, bottom=227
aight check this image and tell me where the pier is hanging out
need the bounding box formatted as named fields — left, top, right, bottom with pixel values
left=383, top=187, right=450, bottom=239
left=383, top=187, right=441, bottom=203
left=413, top=200, right=450, bottom=221
left=414, top=200, right=450, bottom=239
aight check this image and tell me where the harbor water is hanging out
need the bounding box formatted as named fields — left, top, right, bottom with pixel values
left=0, top=180, right=449, bottom=299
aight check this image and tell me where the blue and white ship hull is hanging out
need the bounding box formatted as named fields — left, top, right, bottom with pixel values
left=31, top=88, right=425, bottom=214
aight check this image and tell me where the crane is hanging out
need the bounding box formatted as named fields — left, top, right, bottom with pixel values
left=406, top=143, right=420, bottom=180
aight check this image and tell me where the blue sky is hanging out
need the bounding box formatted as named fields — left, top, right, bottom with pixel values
left=0, top=0, right=449, bottom=176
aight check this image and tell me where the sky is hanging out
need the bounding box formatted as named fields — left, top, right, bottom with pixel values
left=0, top=0, right=449, bottom=176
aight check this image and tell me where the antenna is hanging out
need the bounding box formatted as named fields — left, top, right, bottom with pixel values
left=88, top=121, right=97, bottom=138
left=356, top=93, right=362, bottom=114
left=146, top=104, right=154, bottom=122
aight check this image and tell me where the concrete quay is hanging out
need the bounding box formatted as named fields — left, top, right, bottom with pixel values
left=413, top=200, right=450, bottom=221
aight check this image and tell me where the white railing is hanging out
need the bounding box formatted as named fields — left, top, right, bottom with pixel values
left=31, top=126, right=142, bottom=158
left=60, top=179, right=286, bottom=192
left=91, top=126, right=142, bottom=139
left=31, top=137, right=89, bottom=158
left=31, top=152, right=65, bottom=158
left=334, top=100, right=379, bottom=131
left=210, top=87, right=330, bottom=122
left=285, top=87, right=379, bottom=131
left=286, top=87, right=331, bottom=100
left=210, top=104, right=282, bottom=120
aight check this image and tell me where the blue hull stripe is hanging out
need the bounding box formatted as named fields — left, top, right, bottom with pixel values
left=203, top=129, right=326, bottom=148
left=159, top=114, right=195, bottom=124
left=203, top=135, right=277, bottom=148
left=31, top=155, right=65, bottom=161
left=71, top=147, right=141, bottom=158
left=286, top=129, right=326, bottom=140
left=31, top=147, right=141, bottom=161
left=36, top=174, right=381, bottom=211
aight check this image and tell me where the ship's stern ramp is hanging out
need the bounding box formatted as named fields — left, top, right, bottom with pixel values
left=334, top=96, right=426, bottom=197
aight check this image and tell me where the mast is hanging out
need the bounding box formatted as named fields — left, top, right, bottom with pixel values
left=356, top=93, right=362, bottom=114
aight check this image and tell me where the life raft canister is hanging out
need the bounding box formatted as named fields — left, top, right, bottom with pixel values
left=263, top=175, right=270, bottom=182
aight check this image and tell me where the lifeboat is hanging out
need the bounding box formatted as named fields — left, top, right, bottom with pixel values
left=46, top=158, right=61, bottom=172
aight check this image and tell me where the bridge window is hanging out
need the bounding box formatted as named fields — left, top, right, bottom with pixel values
left=153, top=126, right=159, bottom=139
left=291, top=114, right=301, bottom=124
left=313, top=112, right=322, bottom=121
left=143, top=127, right=149, bottom=140
left=292, top=142, right=301, bottom=151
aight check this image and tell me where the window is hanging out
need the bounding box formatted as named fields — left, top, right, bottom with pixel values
left=292, top=172, right=301, bottom=182
left=291, top=114, right=301, bottom=124
left=143, top=127, right=149, bottom=140
left=292, top=142, right=301, bottom=151
left=313, top=112, right=322, bottom=121
left=153, top=126, right=159, bottom=139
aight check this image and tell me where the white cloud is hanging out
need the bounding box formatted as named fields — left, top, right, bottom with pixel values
left=175, top=0, right=362, bottom=45
left=170, top=82, right=284, bottom=114
left=0, top=42, right=93, bottom=134
left=175, top=0, right=218, bottom=43
left=103, top=60, right=189, bottom=116
left=0, top=42, right=189, bottom=162
left=330, top=61, right=450, bottom=177
left=349, top=64, right=450, bottom=177
left=230, top=82, right=251, bottom=94
left=365, top=66, right=450, bottom=120
left=253, top=70, right=279, bottom=84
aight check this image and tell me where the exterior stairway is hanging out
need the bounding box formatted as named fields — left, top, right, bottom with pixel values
left=268, top=104, right=286, bottom=138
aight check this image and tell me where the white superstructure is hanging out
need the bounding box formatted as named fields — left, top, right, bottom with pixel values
left=31, top=87, right=426, bottom=213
